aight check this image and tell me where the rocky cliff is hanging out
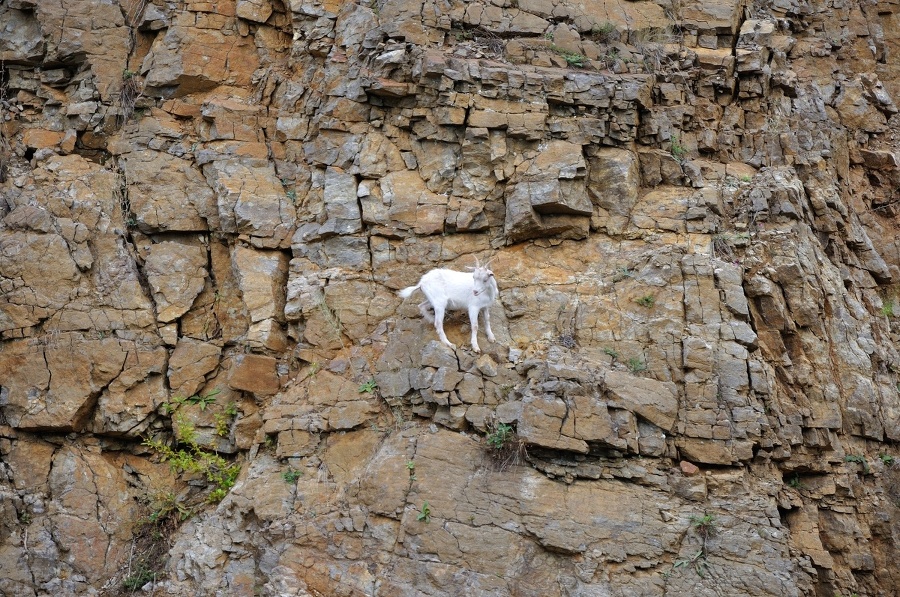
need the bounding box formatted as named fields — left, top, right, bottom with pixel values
left=2, top=0, right=900, bottom=595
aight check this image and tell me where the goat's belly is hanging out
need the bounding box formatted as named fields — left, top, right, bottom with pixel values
left=445, top=299, right=467, bottom=311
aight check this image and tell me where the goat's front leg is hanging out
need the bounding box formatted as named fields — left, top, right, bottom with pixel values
left=483, top=306, right=496, bottom=343
left=432, top=305, right=456, bottom=349
left=468, top=305, right=481, bottom=353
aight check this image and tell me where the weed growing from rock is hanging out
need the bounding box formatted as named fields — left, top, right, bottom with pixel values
left=669, top=134, right=687, bottom=162
left=484, top=417, right=527, bottom=471
left=417, top=501, right=431, bottom=523
left=142, top=413, right=241, bottom=503
left=844, top=454, right=871, bottom=475
left=666, top=513, right=717, bottom=578
left=626, top=357, right=647, bottom=373
left=358, top=379, right=378, bottom=393
left=282, top=469, right=303, bottom=484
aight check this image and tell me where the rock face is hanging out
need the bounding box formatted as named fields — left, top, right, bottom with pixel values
left=2, top=0, right=900, bottom=596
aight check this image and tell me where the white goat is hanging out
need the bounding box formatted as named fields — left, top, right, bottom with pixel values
left=398, top=261, right=499, bottom=352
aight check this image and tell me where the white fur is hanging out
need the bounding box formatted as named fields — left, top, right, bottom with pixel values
left=398, top=266, right=499, bottom=352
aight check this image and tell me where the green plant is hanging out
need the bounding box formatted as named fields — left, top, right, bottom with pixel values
left=487, top=423, right=514, bottom=450
left=845, top=454, right=871, bottom=475
left=882, top=300, right=895, bottom=318
left=406, top=460, right=416, bottom=471
left=788, top=473, right=802, bottom=488
left=635, top=294, right=655, bottom=308
left=626, top=357, right=647, bottom=373
left=417, top=501, right=432, bottom=523
left=142, top=414, right=241, bottom=503
left=879, top=454, right=895, bottom=465
left=282, top=469, right=303, bottom=483
left=18, top=510, right=31, bottom=525
left=146, top=491, right=193, bottom=525
left=549, top=44, right=585, bottom=67
left=670, top=134, right=687, bottom=162
left=163, top=389, right=221, bottom=414
left=603, top=347, right=620, bottom=360
left=359, top=379, right=378, bottom=394
left=285, top=189, right=297, bottom=203
left=739, top=174, right=752, bottom=182
left=123, top=566, right=156, bottom=591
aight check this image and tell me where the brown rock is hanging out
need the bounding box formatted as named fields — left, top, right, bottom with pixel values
left=228, top=354, right=280, bottom=395
left=680, top=460, right=701, bottom=476
left=22, top=128, right=64, bottom=149
left=168, top=338, right=222, bottom=398
left=604, top=370, right=679, bottom=432
left=144, top=240, right=208, bottom=323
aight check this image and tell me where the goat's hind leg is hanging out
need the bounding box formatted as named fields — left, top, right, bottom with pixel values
left=483, top=306, right=496, bottom=342
left=432, top=304, right=455, bottom=349
left=418, top=301, right=435, bottom=323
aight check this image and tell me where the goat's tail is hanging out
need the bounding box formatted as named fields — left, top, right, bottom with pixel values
left=398, top=285, right=419, bottom=299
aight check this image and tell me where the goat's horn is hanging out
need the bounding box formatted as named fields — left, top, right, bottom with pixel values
left=473, top=255, right=481, bottom=268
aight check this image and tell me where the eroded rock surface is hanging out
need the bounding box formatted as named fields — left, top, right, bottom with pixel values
left=2, top=0, right=900, bottom=595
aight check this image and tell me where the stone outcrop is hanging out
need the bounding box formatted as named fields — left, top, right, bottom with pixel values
left=2, top=0, right=900, bottom=595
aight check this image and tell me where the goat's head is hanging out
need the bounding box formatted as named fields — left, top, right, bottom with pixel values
left=472, top=265, right=495, bottom=296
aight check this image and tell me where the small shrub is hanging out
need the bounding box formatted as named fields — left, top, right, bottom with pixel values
left=603, top=347, right=620, bottom=361
left=670, top=134, right=687, bottom=162
left=282, top=469, right=303, bottom=483
left=788, top=473, right=802, bottom=488
left=635, top=294, right=655, bottom=308
left=417, top=501, right=431, bottom=523
left=879, top=454, right=895, bottom=466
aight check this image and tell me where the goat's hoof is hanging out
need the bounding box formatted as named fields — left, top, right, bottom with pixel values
left=472, top=346, right=481, bottom=354
left=487, top=334, right=496, bottom=342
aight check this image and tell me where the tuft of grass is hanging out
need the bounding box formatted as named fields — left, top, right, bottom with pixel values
left=635, top=294, right=655, bottom=308
left=882, top=300, right=895, bottom=318
left=123, top=566, right=156, bottom=591
left=591, top=21, right=619, bottom=43
left=626, top=357, right=647, bottom=373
